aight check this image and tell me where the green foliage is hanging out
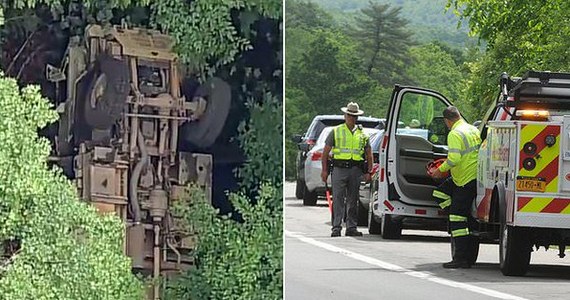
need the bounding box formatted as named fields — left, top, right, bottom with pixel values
left=351, top=2, right=415, bottom=86
left=285, top=0, right=335, bottom=29
left=1, top=0, right=282, bottom=76
left=166, top=95, right=283, bottom=299
left=236, top=94, right=283, bottom=197
left=0, top=74, right=144, bottom=299
left=309, top=0, right=472, bottom=47
left=448, top=0, right=570, bottom=119
left=166, top=184, right=282, bottom=300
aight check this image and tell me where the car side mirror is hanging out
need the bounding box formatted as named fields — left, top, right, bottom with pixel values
left=376, top=122, right=386, bottom=130
left=292, top=134, right=303, bottom=144
left=472, top=120, right=482, bottom=127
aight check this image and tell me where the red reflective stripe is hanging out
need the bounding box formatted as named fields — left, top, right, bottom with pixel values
left=380, top=168, right=385, bottom=182
left=415, top=209, right=426, bottom=215
left=517, top=197, right=533, bottom=211
left=541, top=198, right=570, bottom=213
left=384, top=200, right=394, bottom=211
left=535, top=156, right=559, bottom=183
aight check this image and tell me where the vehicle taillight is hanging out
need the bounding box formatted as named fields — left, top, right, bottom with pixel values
left=307, top=139, right=316, bottom=145
left=311, top=151, right=322, bottom=161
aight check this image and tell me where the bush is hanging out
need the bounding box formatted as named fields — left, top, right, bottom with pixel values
left=0, top=75, right=144, bottom=299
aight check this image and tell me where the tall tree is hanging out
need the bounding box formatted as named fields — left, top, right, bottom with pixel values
left=351, top=2, right=415, bottom=86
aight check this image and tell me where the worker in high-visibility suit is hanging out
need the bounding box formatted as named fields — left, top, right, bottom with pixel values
left=430, top=106, right=481, bottom=269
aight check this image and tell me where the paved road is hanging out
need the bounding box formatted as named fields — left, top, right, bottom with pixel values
left=284, top=182, right=570, bottom=300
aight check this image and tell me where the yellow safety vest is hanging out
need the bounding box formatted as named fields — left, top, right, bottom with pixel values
left=332, top=124, right=367, bottom=161
left=438, top=119, right=481, bottom=186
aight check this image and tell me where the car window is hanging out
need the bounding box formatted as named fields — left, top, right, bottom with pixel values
left=396, top=92, right=449, bottom=145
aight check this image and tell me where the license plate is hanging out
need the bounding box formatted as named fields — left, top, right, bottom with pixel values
left=516, top=178, right=546, bottom=192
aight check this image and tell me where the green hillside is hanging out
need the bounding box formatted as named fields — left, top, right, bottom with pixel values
left=306, top=0, right=472, bottom=47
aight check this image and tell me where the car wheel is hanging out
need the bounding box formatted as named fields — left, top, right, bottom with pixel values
left=303, top=187, right=318, bottom=206
left=357, top=200, right=368, bottom=226
left=295, top=179, right=305, bottom=199
left=368, top=208, right=381, bottom=234
left=381, top=214, right=402, bottom=239
left=499, top=223, right=531, bottom=276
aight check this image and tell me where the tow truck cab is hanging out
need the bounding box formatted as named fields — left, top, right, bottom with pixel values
left=476, top=71, right=570, bottom=276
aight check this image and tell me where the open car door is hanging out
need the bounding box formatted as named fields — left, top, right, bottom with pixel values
left=384, top=85, right=454, bottom=207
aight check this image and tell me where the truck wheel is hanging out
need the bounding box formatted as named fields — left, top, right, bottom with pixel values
left=357, top=201, right=368, bottom=226
left=381, top=214, right=402, bottom=239
left=303, top=188, right=318, bottom=206
left=499, top=224, right=531, bottom=276
left=295, top=179, right=305, bottom=199
left=368, top=209, right=381, bottom=234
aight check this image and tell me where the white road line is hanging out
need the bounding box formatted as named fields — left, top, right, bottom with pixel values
left=285, top=230, right=528, bottom=300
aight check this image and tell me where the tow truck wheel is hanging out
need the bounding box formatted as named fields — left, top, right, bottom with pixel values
left=368, top=208, right=381, bottom=234
left=303, top=187, right=318, bottom=206
left=499, top=224, right=531, bottom=276
left=381, top=214, right=402, bottom=239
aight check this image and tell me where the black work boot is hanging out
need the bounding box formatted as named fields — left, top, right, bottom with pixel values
left=331, top=229, right=341, bottom=237
left=345, top=229, right=363, bottom=237
left=442, top=259, right=471, bottom=269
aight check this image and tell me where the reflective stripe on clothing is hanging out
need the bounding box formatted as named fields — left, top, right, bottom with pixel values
left=439, top=119, right=481, bottom=186
left=449, top=214, right=467, bottom=222
left=332, top=124, right=368, bottom=161
left=451, top=228, right=470, bottom=237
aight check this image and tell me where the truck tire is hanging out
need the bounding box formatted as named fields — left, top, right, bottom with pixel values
left=303, top=188, right=318, bottom=206
left=295, top=179, right=305, bottom=199
left=357, top=200, right=368, bottom=226
left=381, top=214, right=402, bottom=239
left=368, top=209, right=381, bottom=234
left=499, top=224, right=531, bottom=276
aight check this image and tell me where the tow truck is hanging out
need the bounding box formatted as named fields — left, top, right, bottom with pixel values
left=476, top=71, right=570, bottom=276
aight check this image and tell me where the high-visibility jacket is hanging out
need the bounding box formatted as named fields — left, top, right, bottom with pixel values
left=438, top=119, right=481, bottom=186
left=332, top=124, right=368, bottom=161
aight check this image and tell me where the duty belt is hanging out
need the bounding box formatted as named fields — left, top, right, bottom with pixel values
left=332, top=159, right=363, bottom=168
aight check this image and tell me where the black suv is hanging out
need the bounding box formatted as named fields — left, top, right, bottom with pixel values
left=292, top=115, right=385, bottom=199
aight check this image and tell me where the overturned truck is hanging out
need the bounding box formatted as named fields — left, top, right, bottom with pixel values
left=46, top=23, right=231, bottom=298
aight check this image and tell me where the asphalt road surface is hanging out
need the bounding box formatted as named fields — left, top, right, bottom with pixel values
left=284, top=182, right=570, bottom=300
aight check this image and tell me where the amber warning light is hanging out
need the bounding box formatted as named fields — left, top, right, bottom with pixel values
left=515, top=109, right=550, bottom=120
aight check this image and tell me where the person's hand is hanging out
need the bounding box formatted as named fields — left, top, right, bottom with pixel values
left=321, top=170, right=328, bottom=183
left=431, top=168, right=443, bottom=179
left=363, top=173, right=371, bottom=183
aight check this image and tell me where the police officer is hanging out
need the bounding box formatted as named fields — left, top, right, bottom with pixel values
left=321, top=102, right=373, bottom=237
left=430, top=106, right=481, bottom=268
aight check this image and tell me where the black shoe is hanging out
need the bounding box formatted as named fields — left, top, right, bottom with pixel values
left=345, top=229, right=363, bottom=237
left=442, top=260, right=471, bottom=269
left=331, top=229, right=341, bottom=237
